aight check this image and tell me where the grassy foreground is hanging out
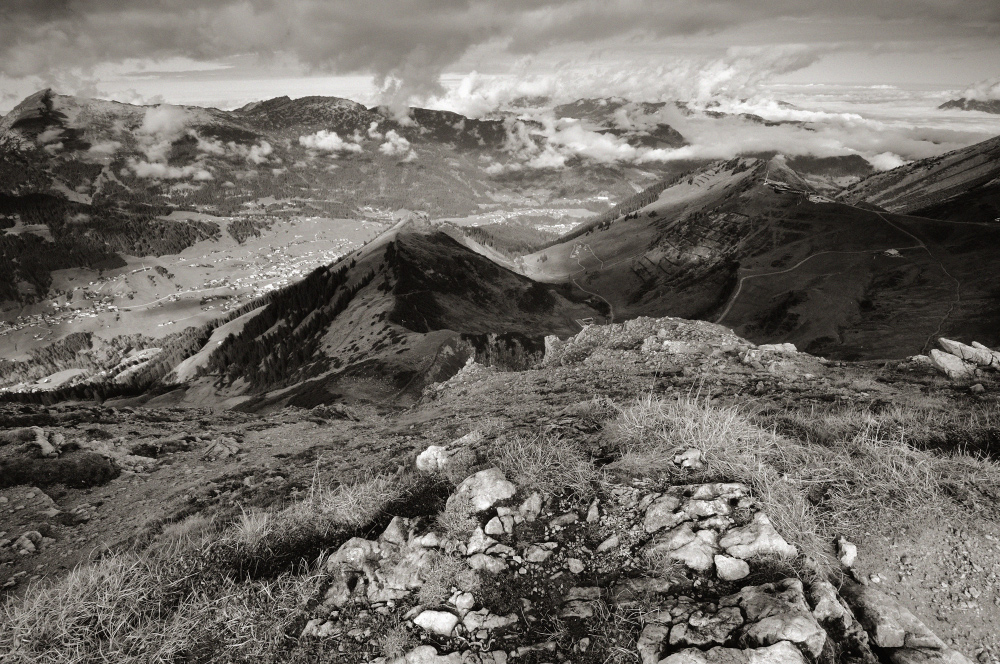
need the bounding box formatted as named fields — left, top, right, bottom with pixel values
left=3, top=391, right=1000, bottom=662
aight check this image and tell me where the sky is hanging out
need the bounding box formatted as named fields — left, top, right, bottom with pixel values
left=1, top=0, right=998, bottom=167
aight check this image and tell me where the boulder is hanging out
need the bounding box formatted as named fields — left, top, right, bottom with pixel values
left=929, top=349, right=976, bottom=381
left=447, top=468, right=516, bottom=514
left=939, top=338, right=1000, bottom=369
left=758, top=343, right=797, bottom=354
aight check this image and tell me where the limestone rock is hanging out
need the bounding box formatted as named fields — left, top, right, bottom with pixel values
left=807, top=580, right=853, bottom=632
left=758, top=343, right=797, bottom=354
left=727, top=579, right=827, bottom=658
left=518, top=492, right=542, bottom=521
left=638, top=623, right=671, bottom=664
left=414, top=610, right=460, bottom=636
left=644, top=494, right=684, bottom=533
left=669, top=606, right=744, bottom=647
left=929, top=349, right=976, bottom=381
left=467, top=553, right=506, bottom=573
left=416, top=445, right=453, bottom=472
left=718, top=513, right=797, bottom=560
left=837, top=537, right=858, bottom=568
left=714, top=555, right=750, bottom=581
left=840, top=582, right=946, bottom=650
left=447, top=468, right=516, bottom=514
left=659, top=642, right=808, bottom=664
left=939, top=338, right=999, bottom=369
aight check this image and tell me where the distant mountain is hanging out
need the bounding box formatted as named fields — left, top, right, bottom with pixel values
left=184, top=218, right=600, bottom=406
left=939, top=98, right=1000, bottom=114
left=840, top=134, right=1000, bottom=223
left=516, top=155, right=1000, bottom=359
left=0, top=89, right=698, bottom=306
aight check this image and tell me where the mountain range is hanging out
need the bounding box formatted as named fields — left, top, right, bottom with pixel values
left=2, top=90, right=1000, bottom=408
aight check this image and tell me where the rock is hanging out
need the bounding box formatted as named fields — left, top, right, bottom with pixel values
left=380, top=516, right=412, bottom=546
left=462, top=609, right=518, bottom=631
left=714, top=555, right=750, bottom=581
left=674, top=449, right=704, bottom=470
left=467, top=554, right=506, bottom=574
left=413, top=610, right=460, bottom=637
left=597, top=534, right=621, bottom=553
left=727, top=579, right=826, bottom=658
left=524, top=544, right=554, bottom=563
left=560, top=600, right=595, bottom=619
left=889, top=649, right=975, bottom=664
left=971, top=341, right=1000, bottom=365
left=807, top=580, right=853, bottom=632
left=586, top=499, right=600, bottom=522
left=328, top=537, right=382, bottom=573
left=416, top=446, right=453, bottom=472
left=644, top=494, right=685, bottom=533
left=518, top=492, right=542, bottom=521
left=447, top=468, right=516, bottom=514
left=670, top=530, right=718, bottom=572
left=718, top=513, right=797, bottom=560
left=466, top=528, right=497, bottom=555
left=30, top=427, right=58, bottom=458
left=454, top=592, right=475, bottom=614
left=639, top=623, right=671, bottom=664
left=939, top=338, right=1000, bottom=369
left=837, top=537, right=858, bottom=568
left=839, top=581, right=947, bottom=650
left=669, top=607, right=744, bottom=647
left=929, top=349, right=976, bottom=381
left=660, top=641, right=807, bottom=664
left=758, top=343, right=797, bottom=354
left=564, top=587, right=601, bottom=602
left=970, top=383, right=986, bottom=394
left=567, top=558, right=585, bottom=574
left=393, top=645, right=464, bottom=664
left=549, top=512, right=578, bottom=528
left=484, top=517, right=504, bottom=536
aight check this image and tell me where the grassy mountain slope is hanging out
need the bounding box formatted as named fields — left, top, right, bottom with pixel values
left=191, top=220, right=600, bottom=407
left=840, top=134, right=1000, bottom=223
left=518, top=155, right=1000, bottom=359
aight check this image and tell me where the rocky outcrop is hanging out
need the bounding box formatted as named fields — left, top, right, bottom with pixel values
left=929, top=338, right=1000, bottom=382
left=294, top=450, right=969, bottom=664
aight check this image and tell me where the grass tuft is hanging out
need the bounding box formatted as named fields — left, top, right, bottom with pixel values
left=489, top=433, right=599, bottom=497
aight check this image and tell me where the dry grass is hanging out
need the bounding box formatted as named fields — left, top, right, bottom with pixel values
left=607, top=395, right=1000, bottom=571
left=0, top=473, right=407, bottom=664
left=434, top=494, right=480, bottom=541
left=489, top=433, right=599, bottom=496
left=377, top=621, right=415, bottom=659
left=417, top=551, right=481, bottom=606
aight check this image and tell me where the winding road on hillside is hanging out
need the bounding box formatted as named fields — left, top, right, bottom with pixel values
left=713, top=207, right=963, bottom=353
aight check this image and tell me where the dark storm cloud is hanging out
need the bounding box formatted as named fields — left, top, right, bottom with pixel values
left=2, top=0, right=998, bottom=101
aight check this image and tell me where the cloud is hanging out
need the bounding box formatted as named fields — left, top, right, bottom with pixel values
left=1, top=1, right=997, bottom=113
left=378, top=129, right=417, bottom=160
left=129, top=160, right=213, bottom=180
left=428, top=46, right=827, bottom=118
left=299, top=129, right=363, bottom=154
left=247, top=141, right=274, bottom=164
left=960, top=76, right=1000, bottom=101
left=487, top=94, right=989, bottom=174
